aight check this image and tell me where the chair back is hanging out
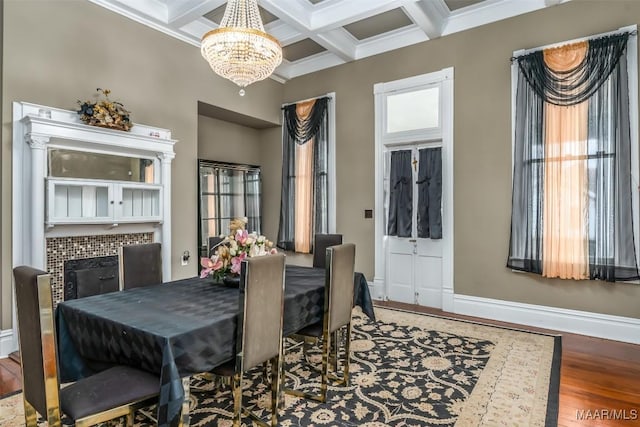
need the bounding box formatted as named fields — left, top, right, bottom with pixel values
left=325, top=243, right=356, bottom=333
left=313, top=234, right=343, bottom=269
left=208, top=236, right=224, bottom=258
left=118, top=243, right=162, bottom=290
left=237, top=253, right=286, bottom=370
left=13, top=266, right=61, bottom=420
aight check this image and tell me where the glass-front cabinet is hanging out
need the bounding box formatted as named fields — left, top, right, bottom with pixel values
left=47, top=178, right=162, bottom=224
left=46, top=149, right=162, bottom=225
left=198, top=160, right=262, bottom=258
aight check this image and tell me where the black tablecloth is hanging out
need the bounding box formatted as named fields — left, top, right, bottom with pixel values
left=56, top=265, right=374, bottom=427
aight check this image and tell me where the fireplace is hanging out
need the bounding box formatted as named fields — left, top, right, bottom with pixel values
left=46, top=233, right=154, bottom=304
left=64, top=255, right=119, bottom=300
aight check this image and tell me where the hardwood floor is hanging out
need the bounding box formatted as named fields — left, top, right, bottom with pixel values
left=1, top=302, right=639, bottom=426
left=0, top=356, right=21, bottom=398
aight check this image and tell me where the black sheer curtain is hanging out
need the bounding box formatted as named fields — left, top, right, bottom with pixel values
left=387, top=150, right=412, bottom=237
left=508, top=32, right=639, bottom=282
left=277, top=97, right=329, bottom=251
left=417, top=147, right=442, bottom=239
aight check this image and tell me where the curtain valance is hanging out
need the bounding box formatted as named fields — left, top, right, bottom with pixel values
left=283, top=97, right=329, bottom=144
left=515, top=33, right=630, bottom=106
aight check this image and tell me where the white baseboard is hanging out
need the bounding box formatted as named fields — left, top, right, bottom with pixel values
left=453, top=294, right=640, bottom=344
left=362, top=281, right=640, bottom=344
left=0, top=329, right=17, bottom=358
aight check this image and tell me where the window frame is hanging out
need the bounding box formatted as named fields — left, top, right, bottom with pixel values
left=280, top=92, right=337, bottom=235
left=510, top=25, right=639, bottom=277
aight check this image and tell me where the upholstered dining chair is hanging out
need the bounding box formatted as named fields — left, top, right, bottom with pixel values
left=13, top=266, right=160, bottom=427
left=118, top=242, right=162, bottom=290
left=208, top=236, right=224, bottom=257
left=210, top=253, right=286, bottom=427
left=312, top=234, right=343, bottom=269
left=286, top=243, right=356, bottom=403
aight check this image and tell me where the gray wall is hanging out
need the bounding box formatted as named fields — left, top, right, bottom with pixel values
left=3, top=0, right=640, bottom=330
left=197, top=115, right=282, bottom=247
left=198, top=115, right=263, bottom=166
left=1, top=0, right=283, bottom=328
left=282, top=0, right=640, bottom=319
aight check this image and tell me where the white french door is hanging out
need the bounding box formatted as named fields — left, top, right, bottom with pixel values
left=374, top=68, right=454, bottom=310
left=384, top=145, right=443, bottom=307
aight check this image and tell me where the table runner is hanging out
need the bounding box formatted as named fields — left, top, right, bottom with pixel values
left=56, top=265, right=374, bottom=427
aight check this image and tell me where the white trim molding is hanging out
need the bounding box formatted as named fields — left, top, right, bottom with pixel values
left=373, top=67, right=454, bottom=310
left=0, top=330, right=17, bottom=358
left=453, top=294, right=640, bottom=345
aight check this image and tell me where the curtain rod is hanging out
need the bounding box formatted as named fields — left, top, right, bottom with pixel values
left=511, top=25, right=637, bottom=61
left=281, top=93, right=334, bottom=109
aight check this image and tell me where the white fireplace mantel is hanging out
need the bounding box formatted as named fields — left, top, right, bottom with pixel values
left=12, top=101, right=177, bottom=278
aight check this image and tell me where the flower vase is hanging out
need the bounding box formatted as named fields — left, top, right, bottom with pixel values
left=222, top=274, right=241, bottom=288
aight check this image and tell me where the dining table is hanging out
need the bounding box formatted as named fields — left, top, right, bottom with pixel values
left=55, top=265, right=375, bottom=427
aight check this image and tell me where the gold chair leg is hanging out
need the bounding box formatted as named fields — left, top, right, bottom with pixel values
left=270, top=355, right=283, bottom=426
left=126, top=410, right=135, bottom=427
left=319, top=328, right=330, bottom=403
left=343, top=324, right=352, bottom=385
left=263, top=360, right=270, bottom=383
left=232, top=372, right=243, bottom=427
left=179, top=376, right=191, bottom=427
left=23, top=400, right=38, bottom=427
left=332, top=330, right=340, bottom=373
left=328, top=323, right=352, bottom=386
left=46, top=408, right=62, bottom=427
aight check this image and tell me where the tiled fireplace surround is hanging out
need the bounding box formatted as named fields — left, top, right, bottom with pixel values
left=46, top=233, right=155, bottom=305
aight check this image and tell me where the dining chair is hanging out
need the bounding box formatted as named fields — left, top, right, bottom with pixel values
left=285, top=243, right=356, bottom=403
left=13, top=265, right=160, bottom=427
left=312, top=234, right=343, bottom=269
left=209, top=253, right=286, bottom=427
left=118, top=242, right=162, bottom=290
left=208, top=236, right=224, bottom=257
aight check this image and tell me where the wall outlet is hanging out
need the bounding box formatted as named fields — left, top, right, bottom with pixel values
left=181, top=250, right=190, bottom=266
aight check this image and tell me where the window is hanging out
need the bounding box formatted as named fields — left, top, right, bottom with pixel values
left=277, top=94, right=335, bottom=253
left=198, top=160, right=261, bottom=258
left=508, top=27, right=639, bottom=282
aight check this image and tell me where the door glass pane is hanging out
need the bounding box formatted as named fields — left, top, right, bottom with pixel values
left=386, top=87, right=439, bottom=133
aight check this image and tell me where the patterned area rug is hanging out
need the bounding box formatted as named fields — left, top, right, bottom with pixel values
left=0, top=306, right=560, bottom=426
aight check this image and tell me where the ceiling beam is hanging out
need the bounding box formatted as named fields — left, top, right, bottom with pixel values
left=259, top=0, right=312, bottom=29
left=279, top=51, right=347, bottom=80
left=265, top=21, right=307, bottom=46
left=356, top=25, right=428, bottom=60
left=260, top=0, right=355, bottom=61
left=310, top=0, right=415, bottom=31
left=313, top=29, right=357, bottom=61
left=443, top=0, right=552, bottom=36
left=178, top=17, right=216, bottom=44
left=167, top=0, right=226, bottom=28
left=402, top=0, right=448, bottom=39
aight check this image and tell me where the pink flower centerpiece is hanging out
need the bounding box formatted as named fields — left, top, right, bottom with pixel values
left=200, top=218, right=277, bottom=282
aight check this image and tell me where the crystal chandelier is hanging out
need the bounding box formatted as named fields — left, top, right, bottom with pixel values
left=201, top=0, right=282, bottom=95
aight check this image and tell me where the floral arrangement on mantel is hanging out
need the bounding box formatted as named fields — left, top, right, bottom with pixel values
left=200, top=217, right=278, bottom=282
left=77, top=88, right=133, bottom=131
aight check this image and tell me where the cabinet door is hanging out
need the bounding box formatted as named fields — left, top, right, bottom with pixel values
left=115, top=183, right=162, bottom=222
left=47, top=179, right=113, bottom=224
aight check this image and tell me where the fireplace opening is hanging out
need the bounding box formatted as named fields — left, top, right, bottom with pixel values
left=64, top=256, right=119, bottom=300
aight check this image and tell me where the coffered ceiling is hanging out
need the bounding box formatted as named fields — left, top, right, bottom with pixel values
left=89, top=0, right=569, bottom=83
